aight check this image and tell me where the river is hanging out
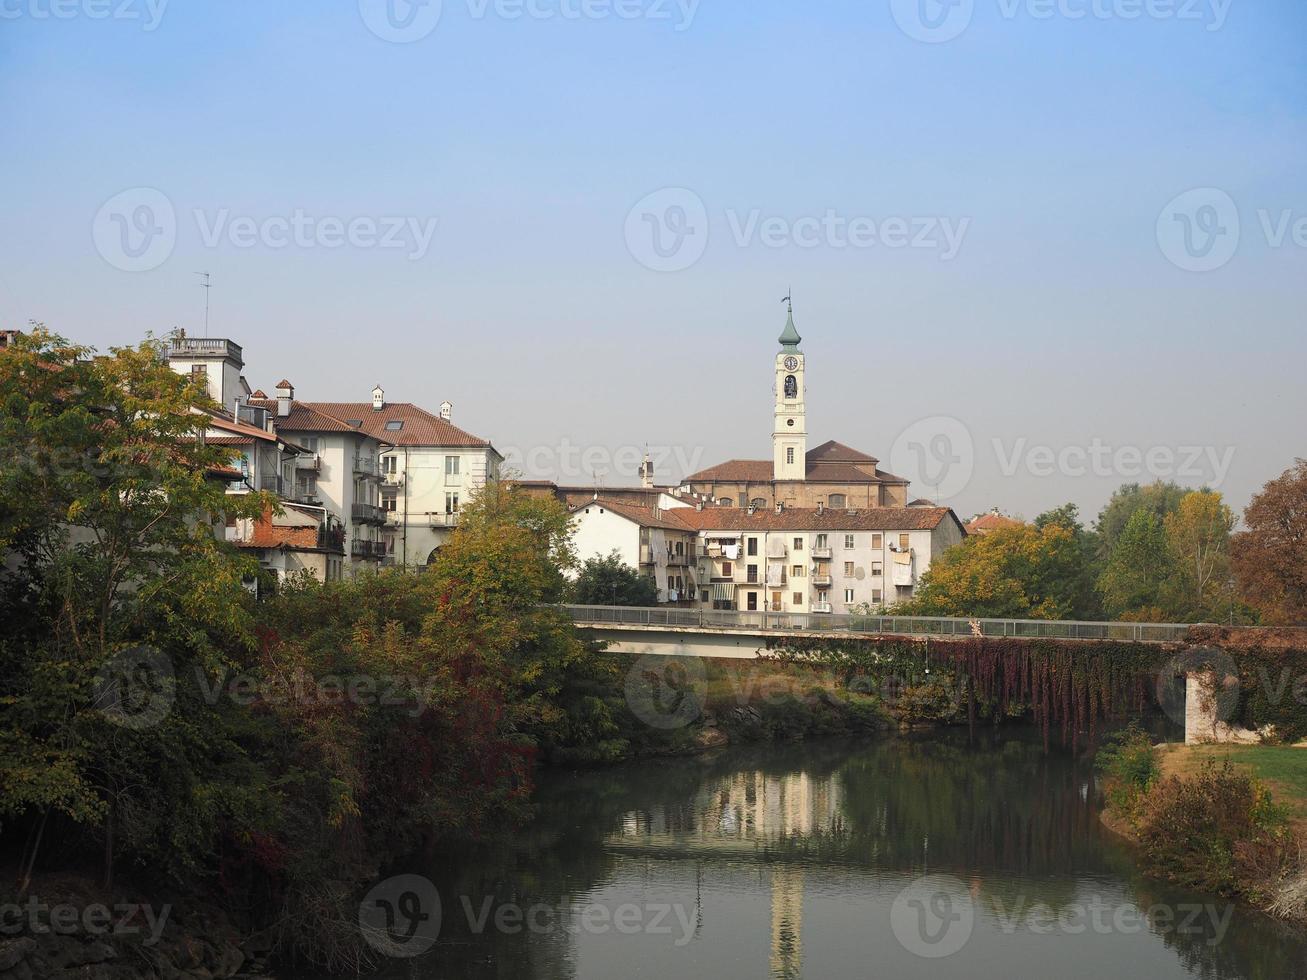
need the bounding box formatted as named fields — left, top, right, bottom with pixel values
left=366, top=732, right=1307, bottom=979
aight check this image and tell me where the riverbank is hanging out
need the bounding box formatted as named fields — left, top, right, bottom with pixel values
left=1099, top=735, right=1307, bottom=927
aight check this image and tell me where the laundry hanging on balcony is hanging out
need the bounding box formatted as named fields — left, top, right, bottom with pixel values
left=722, top=544, right=740, bottom=560
left=892, top=549, right=914, bottom=586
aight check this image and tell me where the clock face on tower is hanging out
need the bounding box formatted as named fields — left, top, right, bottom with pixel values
left=783, top=356, right=799, bottom=371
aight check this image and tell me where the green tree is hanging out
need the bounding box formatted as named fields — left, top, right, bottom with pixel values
left=899, top=523, right=1088, bottom=619
left=572, top=551, right=659, bottom=607
left=1095, top=481, right=1189, bottom=558
left=1033, top=503, right=1103, bottom=619
left=1096, top=509, right=1177, bottom=620
left=0, top=328, right=271, bottom=889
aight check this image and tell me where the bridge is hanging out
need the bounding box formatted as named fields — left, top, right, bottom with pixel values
left=558, top=604, right=1193, bottom=660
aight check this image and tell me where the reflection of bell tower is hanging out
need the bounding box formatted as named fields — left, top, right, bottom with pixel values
left=769, top=865, right=804, bottom=979
left=773, top=297, right=807, bottom=482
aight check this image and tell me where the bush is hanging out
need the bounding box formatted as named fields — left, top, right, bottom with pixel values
left=1132, top=760, right=1287, bottom=896
left=1095, top=725, right=1159, bottom=812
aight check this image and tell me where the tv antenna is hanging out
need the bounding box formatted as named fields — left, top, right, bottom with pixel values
left=195, top=272, right=212, bottom=336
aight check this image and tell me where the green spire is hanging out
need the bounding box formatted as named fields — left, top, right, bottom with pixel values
left=778, top=293, right=801, bottom=351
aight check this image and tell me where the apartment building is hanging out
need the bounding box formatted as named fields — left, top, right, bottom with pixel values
left=293, top=387, right=502, bottom=566
left=670, top=505, right=966, bottom=613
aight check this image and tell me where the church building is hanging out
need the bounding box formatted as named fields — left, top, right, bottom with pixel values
left=684, top=302, right=910, bottom=510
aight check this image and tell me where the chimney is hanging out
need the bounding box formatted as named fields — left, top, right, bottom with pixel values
left=640, top=450, right=654, bottom=489
left=274, top=380, right=294, bottom=418
left=817, top=502, right=825, bottom=515
left=775, top=502, right=784, bottom=514
left=439, top=401, right=453, bottom=422
left=372, top=385, right=385, bottom=411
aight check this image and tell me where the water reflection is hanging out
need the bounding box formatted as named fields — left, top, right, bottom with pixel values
left=374, top=733, right=1307, bottom=980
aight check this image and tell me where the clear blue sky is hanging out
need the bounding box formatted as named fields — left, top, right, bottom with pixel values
left=2, top=0, right=1304, bottom=521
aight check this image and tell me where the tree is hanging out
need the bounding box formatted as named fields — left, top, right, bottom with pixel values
left=1232, top=460, right=1307, bottom=625
left=1095, top=481, right=1190, bottom=558
left=1033, top=503, right=1103, bottom=619
left=0, top=328, right=271, bottom=889
left=899, top=523, right=1089, bottom=620
left=571, top=551, right=659, bottom=607
left=1097, top=509, right=1176, bottom=620
left=1164, top=490, right=1236, bottom=621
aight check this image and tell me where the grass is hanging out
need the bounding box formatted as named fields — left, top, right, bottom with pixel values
left=1157, top=743, right=1307, bottom=830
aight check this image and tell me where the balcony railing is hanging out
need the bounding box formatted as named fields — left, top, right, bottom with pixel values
left=811, top=547, right=833, bottom=560
left=429, top=513, right=460, bottom=528
left=170, top=337, right=241, bottom=359
left=351, top=539, right=385, bottom=560
left=353, top=456, right=380, bottom=478
left=351, top=503, right=386, bottom=526
left=811, top=602, right=833, bottom=614
left=667, top=552, right=691, bottom=566
left=295, top=454, right=321, bottom=471
left=556, top=605, right=1197, bottom=643
left=812, top=575, right=833, bottom=587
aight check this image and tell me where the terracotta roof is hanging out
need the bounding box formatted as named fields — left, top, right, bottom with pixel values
left=686, top=459, right=775, bottom=482
left=204, top=436, right=255, bottom=447
left=300, top=401, right=493, bottom=449
left=269, top=402, right=375, bottom=435
left=686, top=451, right=908, bottom=485
left=964, top=513, right=1023, bottom=535
left=665, top=506, right=961, bottom=533
left=807, top=440, right=878, bottom=464
left=206, top=465, right=245, bottom=481
left=205, top=414, right=281, bottom=443
left=275, top=380, right=294, bottom=389
left=250, top=389, right=268, bottom=399
left=574, top=498, right=695, bottom=533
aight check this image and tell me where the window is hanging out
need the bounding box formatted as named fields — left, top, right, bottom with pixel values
left=445, top=456, right=461, bottom=480
left=784, top=374, right=797, bottom=398
left=747, top=564, right=758, bottom=583
left=793, top=537, right=803, bottom=551
left=786, top=447, right=795, bottom=465
left=750, top=497, right=767, bottom=509
left=828, top=493, right=846, bottom=509
left=844, top=534, right=855, bottom=549
left=817, top=590, right=829, bottom=603
left=700, top=590, right=710, bottom=603
left=445, top=492, right=460, bottom=514
left=791, top=565, right=805, bottom=578
left=900, top=533, right=911, bottom=550
left=872, top=533, right=883, bottom=549
left=747, top=592, right=758, bottom=611
left=747, top=537, right=758, bottom=556
left=815, top=533, right=828, bottom=549
left=844, top=562, right=855, bottom=577
left=719, top=497, right=734, bottom=507
left=872, top=561, right=883, bottom=576
left=872, top=589, right=883, bottom=604
left=383, top=456, right=398, bottom=474
left=346, top=419, right=363, bottom=428
left=383, top=494, right=397, bottom=513
left=302, top=436, right=318, bottom=453
left=844, top=589, right=855, bottom=604
left=384, top=420, right=404, bottom=431
left=675, top=540, right=684, bottom=555
left=190, top=364, right=207, bottom=378
left=792, top=592, right=803, bottom=605
left=721, top=561, right=732, bottom=577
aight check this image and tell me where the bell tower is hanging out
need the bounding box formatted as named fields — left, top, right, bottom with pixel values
left=773, top=298, right=807, bottom=482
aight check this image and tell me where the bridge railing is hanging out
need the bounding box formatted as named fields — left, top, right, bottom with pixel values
left=556, top=604, right=1195, bottom=644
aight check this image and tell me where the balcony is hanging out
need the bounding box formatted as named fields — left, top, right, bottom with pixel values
left=383, top=471, right=404, bottom=487
left=812, top=574, right=833, bottom=587
left=351, top=502, right=386, bottom=526
left=350, top=539, right=384, bottom=560
left=170, top=336, right=241, bottom=359
left=765, top=540, right=788, bottom=560
left=667, top=552, right=691, bottom=566
left=812, top=602, right=833, bottom=614
left=295, top=454, right=321, bottom=471
left=811, top=547, right=833, bottom=560
left=353, top=455, right=381, bottom=479
left=429, top=513, right=460, bottom=528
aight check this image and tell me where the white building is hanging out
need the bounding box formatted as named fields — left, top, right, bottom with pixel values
left=287, top=387, right=503, bottom=566
left=569, top=498, right=698, bottom=603
left=668, top=505, right=966, bottom=613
